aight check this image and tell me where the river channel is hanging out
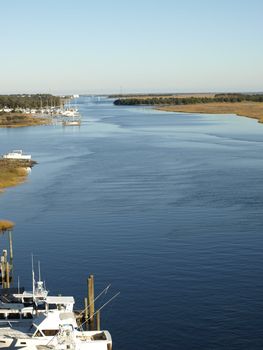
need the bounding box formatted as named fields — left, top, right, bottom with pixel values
left=1, top=97, right=263, bottom=349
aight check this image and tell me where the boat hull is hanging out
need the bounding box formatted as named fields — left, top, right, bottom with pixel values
left=62, top=121, right=81, bottom=126
left=0, top=330, right=112, bottom=350
left=3, top=155, right=31, bottom=160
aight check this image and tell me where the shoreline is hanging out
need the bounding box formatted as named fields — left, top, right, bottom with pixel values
left=155, top=102, right=263, bottom=123
left=0, top=159, right=36, bottom=192
left=0, top=113, right=51, bottom=128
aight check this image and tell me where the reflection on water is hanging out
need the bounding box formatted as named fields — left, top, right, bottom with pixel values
left=1, top=97, right=263, bottom=349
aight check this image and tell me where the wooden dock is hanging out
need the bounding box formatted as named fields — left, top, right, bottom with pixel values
left=0, top=220, right=14, bottom=288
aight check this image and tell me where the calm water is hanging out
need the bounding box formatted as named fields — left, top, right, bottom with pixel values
left=1, top=97, right=263, bottom=349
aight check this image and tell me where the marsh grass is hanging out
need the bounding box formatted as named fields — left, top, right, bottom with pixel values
left=0, top=220, right=15, bottom=232
left=157, top=102, right=263, bottom=123
left=0, top=159, right=35, bottom=191
left=0, top=113, right=50, bottom=128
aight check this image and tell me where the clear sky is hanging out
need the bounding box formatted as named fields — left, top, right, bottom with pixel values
left=0, top=0, right=262, bottom=94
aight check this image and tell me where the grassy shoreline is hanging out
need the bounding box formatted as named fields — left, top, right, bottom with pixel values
left=0, top=113, right=51, bottom=128
left=156, top=102, right=263, bottom=123
left=0, top=159, right=35, bottom=192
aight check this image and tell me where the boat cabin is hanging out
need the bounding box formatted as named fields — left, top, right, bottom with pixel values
left=31, top=311, right=77, bottom=338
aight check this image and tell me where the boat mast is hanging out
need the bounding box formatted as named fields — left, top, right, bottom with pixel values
left=17, top=276, right=20, bottom=294
left=38, top=261, right=41, bottom=282
left=32, top=254, right=35, bottom=297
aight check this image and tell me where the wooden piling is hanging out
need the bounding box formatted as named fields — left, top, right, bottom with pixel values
left=3, top=250, right=7, bottom=288
left=8, top=231, right=13, bottom=262
left=0, top=223, right=15, bottom=289
left=96, top=310, right=100, bottom=331
left=84, top=297, right=89, bottom=330
left=3, top=250, right=7, bottom=264
left=6, top=262, right=10, bottom=288
left=88, top=275, right=95, bottom=331
left=1, top=256, right=5, bottom=288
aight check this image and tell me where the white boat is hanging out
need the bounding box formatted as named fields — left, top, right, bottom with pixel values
left=62, top=110, right=81, bottom=126
left=0, top=310, right=112, bottom=350
left=0, top=279, right=74, bottom=325
left=62, top=120, right=81, bottom=126
left=3, top=150, right=31, bottom=160
left=61, top=98, right=81, bottom=126
left=62, top=108, right=79, bottom=117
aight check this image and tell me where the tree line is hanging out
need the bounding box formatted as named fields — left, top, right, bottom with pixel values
left=0, top=94, right=62, bottom=109
left=114, top=93, right=263, bottom=106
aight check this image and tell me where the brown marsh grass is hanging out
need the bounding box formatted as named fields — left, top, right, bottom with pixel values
left=157, top=102, right=263, bottom=123
left=0, top=161, right=28, bottom=191
left=0, top=113, right=50, bottom=128
left=0, top=220, right=15, bottom=232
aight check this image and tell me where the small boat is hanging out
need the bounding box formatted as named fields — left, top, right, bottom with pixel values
left=62, top=108, right=79, bottom=117
left=3, top=150, right=31, bottom=160
left=62, top=120, right=81, bottom=126
left=62, top=111, right=81, bottom=126
left=62, top=101, right=81, bottom=126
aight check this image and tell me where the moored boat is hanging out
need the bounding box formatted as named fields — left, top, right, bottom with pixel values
left=0, top=260, right=115, bottom=349
left=0, top=310, right=112, bottom=350
left=3, top=150, right=31, bottom=160
left=0, top=278, right=74, bottom=325
left=62, top=120, right=81, bottom=126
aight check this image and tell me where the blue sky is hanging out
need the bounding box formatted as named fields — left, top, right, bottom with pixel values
left=0, top=0, right=262, bottom=94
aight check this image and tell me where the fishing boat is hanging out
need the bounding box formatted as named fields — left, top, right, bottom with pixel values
left=0, top=309, right=112, bottom=350
left=2, top=150, right=31, bottom=160
left=0, top=266, right=74, bottom=325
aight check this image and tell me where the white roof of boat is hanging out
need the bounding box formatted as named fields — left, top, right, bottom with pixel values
left=33, top=311, right=77, bottom=329
left=59, top=312, right=75, bottom=320
left=46, top=296, right=74, bottom=304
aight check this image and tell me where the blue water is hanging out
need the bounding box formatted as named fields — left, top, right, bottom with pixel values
left=1, top=97, right=263, bottom=349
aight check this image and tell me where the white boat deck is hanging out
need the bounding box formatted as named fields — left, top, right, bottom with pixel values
left=0, top=327, right=31, bottom=339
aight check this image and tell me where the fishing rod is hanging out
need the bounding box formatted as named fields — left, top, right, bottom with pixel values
left=80, top=291, right=120, bottom=329
left=78, top=283, right=111, bottom=317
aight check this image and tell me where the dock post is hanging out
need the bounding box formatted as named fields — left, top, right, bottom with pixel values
left=3, top=250, right=7, bottom=288
left=88, top=275, right=95, bottom=330
left=96, top=310, right=100, bottom=331
left=8, top=230, right=13, bottom=262
left=1, top=256, right=5, bottom=288
left=84, top=297, right=89, bottom=330
left=3, top=250, right=7, bottom=263
left=8, top=230, right=13, bottom=285
left=6, top=262, right=10, bottom=288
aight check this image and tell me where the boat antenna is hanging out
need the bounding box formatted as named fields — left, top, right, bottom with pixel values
left=31, top=254, right=35, bottom=296
left=18, top=276, right=20, bottom=294
left=38, top=261, right=41, bottom=282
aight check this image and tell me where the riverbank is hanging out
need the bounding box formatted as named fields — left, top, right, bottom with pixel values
left=0, top=113, right=51, bottom=128
left=0, top=159, right=36, bottom=192
left=156, top=102, right=263, bottom=123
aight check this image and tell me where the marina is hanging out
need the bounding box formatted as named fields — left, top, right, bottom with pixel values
left=0, top=222, right=114, bottom=349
